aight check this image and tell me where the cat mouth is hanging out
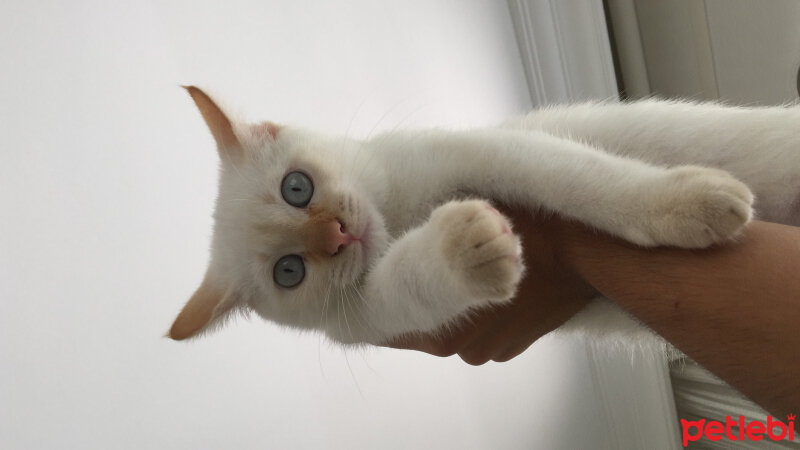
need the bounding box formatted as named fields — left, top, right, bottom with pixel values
left=358, top=221, right=372, bottom=251
left=334, top=217, right=371, bottom=261
left=349, top=218, right=374, bottom=273
left=334, top=220, right=372, bottom=283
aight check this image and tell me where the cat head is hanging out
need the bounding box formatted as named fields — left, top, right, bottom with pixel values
left=168, top=87, right=388, bottom=342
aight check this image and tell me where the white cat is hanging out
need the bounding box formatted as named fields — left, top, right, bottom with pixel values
left=169, top=86, right=799, bottom=346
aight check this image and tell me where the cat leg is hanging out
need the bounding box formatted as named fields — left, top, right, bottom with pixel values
left=350, top=199, right=523, bottom=345
left=621, top=165, right=753, bottom=247
left=379, top=129, right=754, bottom=248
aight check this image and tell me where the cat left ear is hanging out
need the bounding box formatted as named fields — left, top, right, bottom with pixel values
left=168, top=273, right=238, bottom=340
left=183, top=85, right=244, bottom=160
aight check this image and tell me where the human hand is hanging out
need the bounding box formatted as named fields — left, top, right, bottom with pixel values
left=384, top=205, right=598, bottom=365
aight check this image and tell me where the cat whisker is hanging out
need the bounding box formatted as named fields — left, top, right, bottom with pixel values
left=318, top=273, right=334, bottom=336
left=338, top=287, right=366, bottom=399
left=342, top=105, right=372, bottom=182
left=341, top=93, right=371, bottom=154
left=352, top=286, right=371, bottom=337
left=355, top=101, right=432, bottom=181
left=387, top=102, right=432, bottom=135
left=364, top=92, right=422, bottom=142
left=345, top=284, right=370, bottom=333
left=341, top=286, right=355, bottom=343
left=219, top=148, right=250, bottom=183
left=218, top=197, right=255, bottom=204
left=352, top=283, right=374, bottom=314
left=317, top=275, right=334, bottom=377
left=216, top=185, right=263, bottom=205
left=346, top=91, right=420, bottom=180
left=342, top=344, right=365, bottom=400
left=335, top=286, right=343, bottom=342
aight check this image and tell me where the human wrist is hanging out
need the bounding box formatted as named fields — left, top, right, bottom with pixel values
left=550, top=217, right=602, bottom=299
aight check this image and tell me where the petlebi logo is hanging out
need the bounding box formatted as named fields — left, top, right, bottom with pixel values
left=680, top=414, right=795, bottom=447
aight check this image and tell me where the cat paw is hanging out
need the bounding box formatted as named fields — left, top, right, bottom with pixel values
left=634, top=166, right=754, bottom=248
left=431, top=200, right=524, bottom=301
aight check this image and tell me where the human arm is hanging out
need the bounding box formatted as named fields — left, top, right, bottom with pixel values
left=388, top=207, right=800, bottom=417
left=562, top=218, right=800, bottom=417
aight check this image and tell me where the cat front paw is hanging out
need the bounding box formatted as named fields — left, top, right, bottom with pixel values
left=634, top=166, right=754, bottom=248
left=431, top=200, right=524, bottom=301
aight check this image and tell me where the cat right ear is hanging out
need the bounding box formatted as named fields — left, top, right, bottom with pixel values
left=182, top=85, right=244, bottom=160
left=168, top=273, right=238, bottom=340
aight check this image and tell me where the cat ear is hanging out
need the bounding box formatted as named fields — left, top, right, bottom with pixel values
left=251, top=121, right=281, bottom=140
left=168, top=273, right=238, bottom=340
left=182, top=85, right=244, bottom=159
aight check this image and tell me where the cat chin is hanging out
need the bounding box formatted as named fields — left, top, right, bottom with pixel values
left=357, top=210, right=391, bottom=266
left=324, top=323, right=377, bottom=346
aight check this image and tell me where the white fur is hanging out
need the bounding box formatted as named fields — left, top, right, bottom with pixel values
left=202, top=99, right=800, bottom=346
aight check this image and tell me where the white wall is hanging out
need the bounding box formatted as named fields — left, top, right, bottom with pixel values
left=0, top=1, right=610, bottom=448
left=612, top=0, right=800, bottom=104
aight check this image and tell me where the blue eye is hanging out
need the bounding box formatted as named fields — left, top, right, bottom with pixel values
left=281, top=171, right=313, bottom=207
left=273, top=254, right=305, bottom=288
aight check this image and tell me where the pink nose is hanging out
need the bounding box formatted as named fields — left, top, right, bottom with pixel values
left=325, top=220, right=355, bottom=256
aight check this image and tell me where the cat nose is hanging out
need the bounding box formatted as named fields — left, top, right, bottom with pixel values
left=325, top=219, right=355, bottom=256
